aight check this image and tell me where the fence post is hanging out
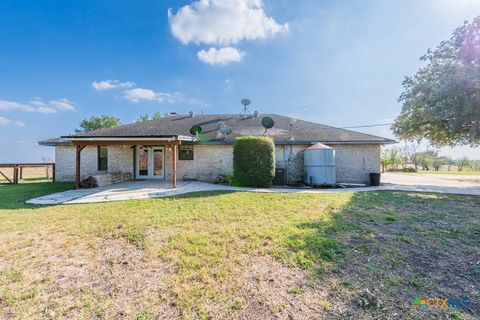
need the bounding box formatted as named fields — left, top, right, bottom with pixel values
left=52, top=163, right=55, bottom=182
left=13, top=165, right=18, bottom=184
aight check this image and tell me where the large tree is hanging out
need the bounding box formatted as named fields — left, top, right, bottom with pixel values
left=75, top=115, right=121, bottom=132
left=393, top=17, right=480, bottom=146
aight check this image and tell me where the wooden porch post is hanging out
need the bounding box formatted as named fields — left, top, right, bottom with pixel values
left=172, top=143, right=177, bottom=188
left=75, top=144, right=86, bottom=189
left=52, top=163, right=56, bottom=182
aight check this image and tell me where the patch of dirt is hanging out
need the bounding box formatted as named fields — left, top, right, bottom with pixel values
left=1, top=235, right=179, bottom=319
left=193, top=255, right=358, bottom=320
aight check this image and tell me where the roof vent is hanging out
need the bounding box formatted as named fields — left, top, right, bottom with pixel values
left=189, top=111, right=195, bottom=117
left=288, top=123, right=294, bottom=141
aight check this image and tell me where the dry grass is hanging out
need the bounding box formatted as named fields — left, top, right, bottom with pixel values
left=0, top=183, right=479, bottom=319
left=0, top=166, right=53, bottom=184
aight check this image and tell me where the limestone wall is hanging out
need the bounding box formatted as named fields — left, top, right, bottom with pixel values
left=165, top=144, right=234, bottom=182
left=54, top=143, right=381, bottom=185
left=333, top=144, right=381, bottom=184
left=54, top=145, right=133, bottom=182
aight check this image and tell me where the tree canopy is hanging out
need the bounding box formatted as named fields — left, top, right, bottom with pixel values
left=75, top=115, right=121, bottom=132
left=135, top=112, right=166, bottom=122
left=393, top=16, right=480, bottom=147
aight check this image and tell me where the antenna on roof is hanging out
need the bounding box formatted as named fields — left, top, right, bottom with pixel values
left=261, top=116, right=274, bottom=136
left=239, top=99, right=251, bottom=118
left=190, top=125, right=202, bottom=138
left=288, top=123, right=294, bottom=141
left=217, top=121, right=233, bottom=138
left=219, top=126, right=233, bottom=136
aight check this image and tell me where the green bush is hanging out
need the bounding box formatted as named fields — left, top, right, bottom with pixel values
left=233, top=136, right=275, bottom=187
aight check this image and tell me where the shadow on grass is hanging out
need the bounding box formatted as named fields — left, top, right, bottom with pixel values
left=0, top=182, right=73, bottom=210
left=287, top=191, right=480, bottom=318
left=170, top=190, right=241, bottom=200
left=20, top=177, right=52, bottom=183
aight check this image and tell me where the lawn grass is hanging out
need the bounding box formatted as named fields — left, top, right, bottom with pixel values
left=0, top=182, right=73, bottom=209
left=0, top=183, right=479, bottom=319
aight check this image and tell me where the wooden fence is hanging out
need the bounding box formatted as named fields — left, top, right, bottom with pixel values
left=0, top=163, right=55, bottom=184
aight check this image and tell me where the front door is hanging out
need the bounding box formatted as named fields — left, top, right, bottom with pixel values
left=136, top=146, right=164, bottom=179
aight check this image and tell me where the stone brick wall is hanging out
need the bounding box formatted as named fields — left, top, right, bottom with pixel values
left=55, top=146, right=98, bottom=181
left=55, top=143, right=381, bottom=185
left=107, top=146, right=134, bottom=175
left=275, top=144, right=381, bottom=185
left=333, top=144, right=381, bottom=184
left=165, top=145, right=234, bottom=182
left=54, top=145, right=133, bottom=182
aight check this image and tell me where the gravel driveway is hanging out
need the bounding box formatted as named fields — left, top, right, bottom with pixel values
left=381, top=172, right=480, bottom=195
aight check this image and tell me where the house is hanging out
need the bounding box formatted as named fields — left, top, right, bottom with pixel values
left=39, top=113, right=395, bottom=188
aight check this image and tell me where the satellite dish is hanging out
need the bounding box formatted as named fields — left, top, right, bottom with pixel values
left=241, top=99, right=251, bottom=107
left=190, top=125, right=202, bottom=135
left=261, top=116, right=274, bottom=129
left=219, top=126, right=233, bottom=135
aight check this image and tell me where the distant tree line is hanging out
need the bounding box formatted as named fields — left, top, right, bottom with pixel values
left=382, top=141, right=480, bottom=172
left=75, top=112, right=168, bottom=132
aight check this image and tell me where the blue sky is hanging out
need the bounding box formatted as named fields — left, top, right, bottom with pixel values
left=1, top=0, right=480, bottom=162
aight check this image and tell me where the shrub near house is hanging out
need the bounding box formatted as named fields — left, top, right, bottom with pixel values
left=233, top=136, right=275, bottom=187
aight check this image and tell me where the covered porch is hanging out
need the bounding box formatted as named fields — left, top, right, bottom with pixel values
left=69, top=136, right=193, bottom=189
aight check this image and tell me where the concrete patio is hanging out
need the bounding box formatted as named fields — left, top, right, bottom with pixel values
left=25, top=172, right=480, bottom=205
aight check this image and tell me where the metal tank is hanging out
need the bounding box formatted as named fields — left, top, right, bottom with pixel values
left=304, top=143, right=336, bottom=186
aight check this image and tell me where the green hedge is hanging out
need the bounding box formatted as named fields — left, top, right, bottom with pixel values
left=233, top=136, right=275, bottom=187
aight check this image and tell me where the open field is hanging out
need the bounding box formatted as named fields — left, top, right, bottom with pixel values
left=407, top=171, right=480, bottom=176
left=0, top=183, right=479, bottom=319
left=0, top=166, right=54, bottom=184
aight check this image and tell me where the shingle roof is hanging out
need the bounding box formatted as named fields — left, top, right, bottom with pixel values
left=49, top=113, right=394, bottom=145
left=39, top=137, right=72, bottom=146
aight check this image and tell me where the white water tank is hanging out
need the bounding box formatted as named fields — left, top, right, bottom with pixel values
left=304, top=143, right=336, bottom=186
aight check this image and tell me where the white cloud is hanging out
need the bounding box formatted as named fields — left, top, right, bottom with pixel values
left=169, top=0, right=287, bottom=65
left=0, top=100, right=36, bottom=112
left=49, top=98, right=77, bottom=111
left=123, top=88, right=157, bottom=102
left=123, top=88, right=181, bottom=104
left=30, top=97, right=47, bottom=107
left=0, top=117, right=25, bottom=127
left=223, top=78, right=233, bottom=92
left=0, top=98, right=76, bottom=114
left=169, top=0, right=288, bottom=45
left=197, top=47, right=245, bottom=65
left=92, top=80, right=136, bottom=91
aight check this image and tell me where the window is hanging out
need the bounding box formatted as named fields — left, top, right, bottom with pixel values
left=178, top=143, right=194, bottom=160
left=98, top=146, right=108, bottom=171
